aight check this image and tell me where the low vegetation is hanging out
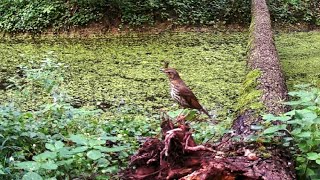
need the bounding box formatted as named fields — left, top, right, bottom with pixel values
left=259, top=85, right=320, bottom=179
left=276, top=31, right=320, bottom=89
left=0, top=30, right=319, bottom=178
left=0, top=32, right=247, bottom=179
left=0, top=0, right=319, bottom=33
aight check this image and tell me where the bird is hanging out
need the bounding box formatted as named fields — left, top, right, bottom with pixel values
left=161, top=66, right=211, bottom=118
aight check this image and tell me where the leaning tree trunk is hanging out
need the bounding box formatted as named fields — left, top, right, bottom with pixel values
left=121, top=0, right=296, bottom=179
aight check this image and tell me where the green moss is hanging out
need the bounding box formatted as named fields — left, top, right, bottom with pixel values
left=276, top=32, right=320, bottom=89
left=236, top=69, right=264, bottom=113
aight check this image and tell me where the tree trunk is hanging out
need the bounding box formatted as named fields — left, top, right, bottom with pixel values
left=121, top=0, right=296, bottom=179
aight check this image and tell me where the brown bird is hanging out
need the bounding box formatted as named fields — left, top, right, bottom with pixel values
left=161, top=67, right=211, bottom=118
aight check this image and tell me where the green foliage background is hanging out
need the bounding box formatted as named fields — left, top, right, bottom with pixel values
left=0, top=0, right=319, bottom=33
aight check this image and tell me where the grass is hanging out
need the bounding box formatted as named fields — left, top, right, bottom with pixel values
left=276, top=31, right=320, bottom=89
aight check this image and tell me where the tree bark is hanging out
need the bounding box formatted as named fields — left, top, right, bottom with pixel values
left=122, top=0, right=296, bottom=179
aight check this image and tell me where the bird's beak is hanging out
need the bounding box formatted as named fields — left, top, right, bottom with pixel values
left=160, top=68, right=165, bottom=73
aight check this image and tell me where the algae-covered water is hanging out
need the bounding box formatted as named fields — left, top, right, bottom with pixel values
left=0, top=32, right=248, bottom=121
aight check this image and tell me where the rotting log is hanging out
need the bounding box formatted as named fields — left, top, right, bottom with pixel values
left=121, top=0, right=296, bottom=179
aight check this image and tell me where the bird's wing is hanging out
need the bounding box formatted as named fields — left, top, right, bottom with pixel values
left=176, top=84, right=203, bottom=110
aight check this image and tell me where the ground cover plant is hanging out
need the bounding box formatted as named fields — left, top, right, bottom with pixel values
left=0, top=32, right=247, bottom=178
left=259, top=85, right=320, bottom=179
left=1, top=30, right=319, bottom=178
left=276, top=31, right=320, bottom=89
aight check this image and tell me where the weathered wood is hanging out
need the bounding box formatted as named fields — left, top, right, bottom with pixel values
left=232, top=0, right=289, bottom=135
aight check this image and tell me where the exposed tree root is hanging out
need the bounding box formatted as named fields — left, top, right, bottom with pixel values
left=121, top=115, right=294, bottom=180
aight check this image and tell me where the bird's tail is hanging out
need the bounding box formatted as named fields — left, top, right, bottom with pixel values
left=201, top=107, right=212, bottom=119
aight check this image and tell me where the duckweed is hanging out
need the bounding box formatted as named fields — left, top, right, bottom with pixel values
left=276, top=31, right=320, bottom=89
left=0, top=33, right=248, bottom=122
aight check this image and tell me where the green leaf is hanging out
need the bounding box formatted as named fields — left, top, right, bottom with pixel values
left=307, top=152, right=319, bottom=160
left=88, top=139, right=105, bottom=147
left=94, top=146, right=127, bottom=152
left=69, top=134, right=88, bottom=145
left=262, top=114, right=290, bottom=122
left=262, top=125, right=286, bottom=134
left=58, top=148, right=72, bottom=158
left=33, top=151, right=57, bottom=161
left=97, top=158, right=110, bottom=167
left=70, top=146, right=88, bottom=154
left=87, top=150, right=103, bottom=160
left=0, top=169, right=5, bottom=175
left=101, top=166, right=119, bottom=173
left=297, top=131, right=311, bottom=138
left=15, top=161, right=40, bottom=171
left=54, top=141, right=64, bottom=149
left=56, top=159, right=74, bottom=166
left=45, top=143, right=55, bottom=151
left=316, top=159, right=320, bottom=165
left=22, top=172, right=43, bottom=180
left=41, top=161, right=58, bottom=170
left=262, top=114, right=278, bottom=121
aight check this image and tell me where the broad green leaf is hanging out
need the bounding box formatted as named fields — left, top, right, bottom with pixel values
left=56, top=159, right=74, bottom=166
left=306, top=168, right=315, bottom=176
left=101, top=166, right=119, bottom=173
left=15, top=161, right=40, bottom=171
left=307, top=152, right=319, bottom=160
left=97, top=158, right=110, bottom=168
left=167, top=109, right=184, bottom=118
left=262, top=114, right=278, bottom=121
left=69, top=134, right=87, bottom=145
left=54, top=141, right=64, bottom=149
left=262, top=125, right=286, bottom=134
left=296, top=109, right=318, bottom=122
left=33, top=151, right=57, bottom=161
left=70, top=146, right=88, bottom=154
left=22, top=172, right=43, bottom=180
left=0, top=169, right=5, bottom=175
left=297, top=131, right=311, bottom=138
left=94, top=146, right=127, bottom=152
left=185, top=110, right=197, bottom=121
left=316, top=159, right=320, bottom=165
left=88, top=139, right=105, bottom=147
left=45, top=143, right=55, bottom=151
left=87, top=150, right=103, bottom=160
left=41, top=161, right=58, bottom=170
left=58, top=148, right=72, bottom=158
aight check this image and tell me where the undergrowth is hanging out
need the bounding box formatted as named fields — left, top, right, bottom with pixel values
left=0, top=0, right=319, bottom=33
left=259, top=85, right=320, bottom=179
left=0, top=59, right=158, bottom=179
